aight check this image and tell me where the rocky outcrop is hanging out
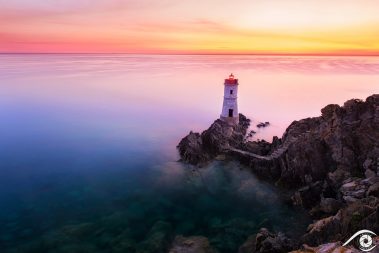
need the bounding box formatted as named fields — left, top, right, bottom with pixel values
left=232, top=95, right=379, bottom=189
left=281, top=96, right=378, bottom=187
left=258, top=95, right=379, bottom=246
left=245, top=140, right=273, bottom=156
left=177, top=114, right=250, bottom=165
left=176, top=131, right=208, bottom=165
left=290, top=242, right=360, bottom=253
left=230, top=95, right=379, bottom=209
left=292, top=236, right=379, bottom=253
left=302, top=195, right=379, bottom=246
left=178, top=94, right=379, bottom=250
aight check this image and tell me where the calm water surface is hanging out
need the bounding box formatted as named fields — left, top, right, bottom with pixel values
left=0, top=54, right=378, bottom=252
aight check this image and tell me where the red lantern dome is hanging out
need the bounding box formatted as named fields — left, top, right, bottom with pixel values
left=224, top=73, right=238, bottom=85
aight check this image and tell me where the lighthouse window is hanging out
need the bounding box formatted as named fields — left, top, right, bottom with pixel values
left=230, top=90, right=233, bottom=94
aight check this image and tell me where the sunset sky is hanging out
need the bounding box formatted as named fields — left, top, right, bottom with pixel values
left=1, top=0, right=379, bottom=55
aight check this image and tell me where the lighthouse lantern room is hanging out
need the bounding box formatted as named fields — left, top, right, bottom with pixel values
left=220, top=73, right=239, bottom=125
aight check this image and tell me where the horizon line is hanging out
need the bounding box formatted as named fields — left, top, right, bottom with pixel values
left=1, top=52, right=379, bottom=57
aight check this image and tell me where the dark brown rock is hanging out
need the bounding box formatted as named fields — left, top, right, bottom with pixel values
left=239, top=228, right=294, bottom=253
left=290, top=241, right=360, bottom=253
left=302, top=196, right=379, bottom=246
left=177, top=131, right=209, bottom=165
left=319, top=198, right=343, bottom=215
left=321, top=104, right=342, bottom=120
left=238, top=94, right=379, bottom=201
left=367, top=182, right=379, bottom=197
left=292, top=181, right=323, bottom=209
left=245, top=140, right=272, bottom=156
left=177, top=114, right=250, bottom=165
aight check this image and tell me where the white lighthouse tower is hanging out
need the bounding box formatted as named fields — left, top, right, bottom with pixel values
left=220, top=73, right=239, bottom=125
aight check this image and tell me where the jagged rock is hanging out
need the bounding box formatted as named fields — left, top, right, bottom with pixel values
left=310, top=197, right=343, bottom=217
left=302, top=196, right=379, bottom=246
left=292, top=181, right=323, bottom=209
left=238, top=228, right=294, bottom=253
left=177, top=131, right=209, bottom=165
left=260, top=94, right=377, bottom=189
left=339, top=177, right=379, bottom=202
left=247, top=130, right=256, bottom=138
left=366, top=169, right=377, bottom=179
left=293, top=236, right=379, bottom=253
left=230, top=94, right=379, bottom=211
left=177, top=114, right=250, bottom=165
left=271, top=136, right=282, bottom=149
left=245, top=140, right=272, bottom=156
left=169, top=236, right=217, bottom=253
left=257, top=122, right=270, bottom=128
left=343, top=196, right=358, bottom=204
left=319, top=198, right=343, bottom=215
left=327, top=169, right=351, bottom=189
left=367, top=182, right=379, bottom=197
left=301, top=212, right=342, bottom=246
left=290, top=242, right=360, bottom=253
left=341, top=180, right=358, bottom=192
left=321, top=104, right=342, bottom=120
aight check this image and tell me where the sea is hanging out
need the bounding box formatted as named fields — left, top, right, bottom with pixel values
left=0, top=54, right=378, bottom=252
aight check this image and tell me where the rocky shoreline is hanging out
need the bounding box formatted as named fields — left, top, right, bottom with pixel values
left=177, top=94, right=379, bottom=252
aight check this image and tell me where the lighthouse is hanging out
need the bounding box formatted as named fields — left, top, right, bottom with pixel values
left=220, top=73, right=239, bottom=125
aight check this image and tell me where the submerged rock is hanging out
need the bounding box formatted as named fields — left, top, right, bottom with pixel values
left=110, top=230, right=136, bottom=253
left=136, top=221, right=173, bottom=253
left=239, top=228, right=295, bottom=253
left=169, top=236, right=217, bottom=253
left=60, top=222, right=97, bottom=240
left=208, top=217, right=256, bottom=252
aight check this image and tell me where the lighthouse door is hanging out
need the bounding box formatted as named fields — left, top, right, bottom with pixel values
left=228, top=109, right=233, bottom=117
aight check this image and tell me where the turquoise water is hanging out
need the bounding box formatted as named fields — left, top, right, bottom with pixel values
left=1, top=54, right=378, bottom=252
